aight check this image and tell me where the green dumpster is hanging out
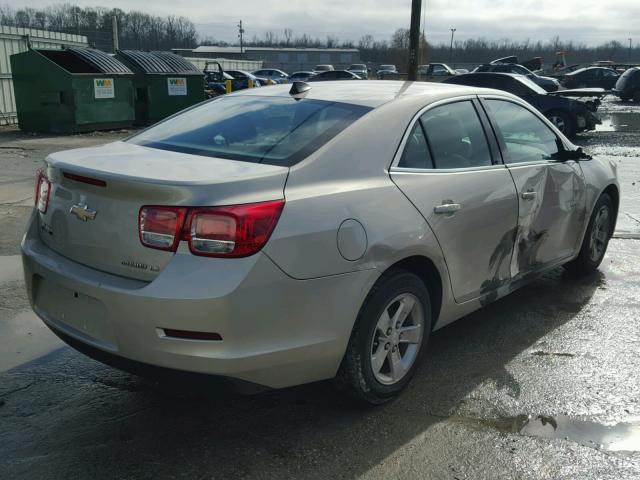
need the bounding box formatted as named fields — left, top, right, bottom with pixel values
left=10, top=47, right=135, bottom=133
left=115, top=50, right=205, bottom=125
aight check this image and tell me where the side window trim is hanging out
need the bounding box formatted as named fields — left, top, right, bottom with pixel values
left=477, top=95, right=567, bottom=165
left=472, top=97, right=505, bottom=165
left=391, top=96, right=502, bottom=172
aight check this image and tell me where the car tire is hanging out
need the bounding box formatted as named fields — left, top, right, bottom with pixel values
left=546, top=110, right=576, bottom=138
left=335, top=269, right=431, bottom=405
left=564, top=193, right=614, bottom=275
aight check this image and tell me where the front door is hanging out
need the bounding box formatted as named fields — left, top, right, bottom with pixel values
left=390, top=99, right=519, bottom=303
left=480, top=97, right=587, bottom=278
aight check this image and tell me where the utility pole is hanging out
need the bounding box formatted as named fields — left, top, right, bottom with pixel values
left=449, top=28, right=457, bottom=66
left=112, top=15, right=119, bottom=53
left=407, top=0, right=422, bottom=81
left=238, top=20, right=245, bottom=56
left=629, top=38, right=632, bottom=63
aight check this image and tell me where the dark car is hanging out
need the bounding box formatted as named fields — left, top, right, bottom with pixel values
left=444, top=72, right=600, bottom=138
left=562, top=67, right=619, bottom=90
left=474, top=63, right=560, bottom=92
left=348, top=63, right=369, bottom=79
left=224, top=70, right=263, bottom=88
left=613, top=67, right=640, bottom=102
left=307, top=70, right=361, bottom=81
left=289, top=71, right=316, bottom=82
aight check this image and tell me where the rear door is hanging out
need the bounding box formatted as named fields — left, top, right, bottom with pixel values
left=390, top=98, right=519, bottom=303
left=480, top=97, right=587, bottom=278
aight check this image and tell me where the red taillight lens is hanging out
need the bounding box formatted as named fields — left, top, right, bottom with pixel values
left=185, top=200, right=285, bottom=257
left=34, top=170, right=51, bottom=214
left=138, top=200, right=285, bottom=258
left=139, top=206, right=187, bottom=251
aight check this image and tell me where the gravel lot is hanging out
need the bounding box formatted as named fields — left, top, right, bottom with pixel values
left=1, top=97, right=639, bottom=479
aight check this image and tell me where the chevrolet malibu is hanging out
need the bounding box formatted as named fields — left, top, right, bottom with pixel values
left=22, top=81, right=618, bottom=404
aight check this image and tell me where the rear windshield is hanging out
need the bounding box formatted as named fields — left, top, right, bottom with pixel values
left=128, top=96, right=371, bottom=167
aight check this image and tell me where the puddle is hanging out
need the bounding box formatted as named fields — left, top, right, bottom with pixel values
left=486, top=414, right=640, bottom=452
left=596, top=112, right=640, bottom=132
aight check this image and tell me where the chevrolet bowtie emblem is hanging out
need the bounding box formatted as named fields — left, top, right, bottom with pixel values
left=69, top=203, right=97, bottom=221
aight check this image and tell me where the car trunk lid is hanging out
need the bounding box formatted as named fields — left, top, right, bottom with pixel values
left=39, top=141, right=288, bottom=281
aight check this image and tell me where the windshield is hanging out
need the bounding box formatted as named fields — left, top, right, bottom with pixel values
left=315, top=65, right=331, bottom=71
left=349, top=64, right=366, bottom=69
left=380, top=65, right=395, bottom=70
left=128, top=96, right=371, bottom=167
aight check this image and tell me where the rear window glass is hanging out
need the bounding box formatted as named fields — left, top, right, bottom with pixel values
left=128, top=96, right=371, bottom=167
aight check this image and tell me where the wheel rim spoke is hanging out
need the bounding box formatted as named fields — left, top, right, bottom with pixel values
left=398, top=325, right=422, bottom=344
left=371, top=342, right=388, bottom=374
left=387, top=349, right=404, bottom=381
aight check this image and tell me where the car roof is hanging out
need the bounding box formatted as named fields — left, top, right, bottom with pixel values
left=229, top=80, right=513, bottom=108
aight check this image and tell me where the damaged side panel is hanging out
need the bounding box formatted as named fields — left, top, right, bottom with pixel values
left=506, top=161, right=587, bottom=279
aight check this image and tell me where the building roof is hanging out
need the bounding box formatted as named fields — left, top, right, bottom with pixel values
left=190, top=46, right=359, bottom=54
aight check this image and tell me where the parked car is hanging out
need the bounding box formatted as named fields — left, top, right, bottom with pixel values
left=224, top=70, right=263, bottom=87
left=377, top=64, right=398, bottom=77
left=252, top=68, right=289, bottom=84
left=24, top=81, right=618, bottom=404
left=613, top=67, right=640, bottom=102
left=418, top=63, right=458, bottom=82
left=444, top=73, right=600, bottom=137
left=348, top=63, right=369, bottom=79
left=474, top=63, right=560, bottom=92
left=289, top=71, right=316, bottom=82
left=307, top=70, right=361, bottom=81
left=562, top=67, right=620, bottom=90
left=312, top=64, right=334, bottom=73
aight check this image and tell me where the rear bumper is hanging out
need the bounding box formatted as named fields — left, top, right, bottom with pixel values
left=21, top=211, right=378, bottom=388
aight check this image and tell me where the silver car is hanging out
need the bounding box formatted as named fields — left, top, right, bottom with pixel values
left=22, top=81, right=618, bottom=404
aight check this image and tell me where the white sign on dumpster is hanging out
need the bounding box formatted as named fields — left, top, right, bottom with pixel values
left=94, top=78, right=115, bottom=99
left=168, top=77, right=187, bottom=96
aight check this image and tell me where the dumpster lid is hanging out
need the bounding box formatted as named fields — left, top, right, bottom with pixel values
left=67, top=47, right=132, bottom=74
left=151, top=51, right=202, bottom=74
left=118, top=50, right=174, bottom=74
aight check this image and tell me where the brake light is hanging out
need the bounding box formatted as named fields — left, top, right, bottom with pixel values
left=34, top=170, right=51, bottom=214
left=139, top=206, right=187, bottom=251
left=138, top=200, right=285, bottom=258
left=185, top=200, right=285, bottom=257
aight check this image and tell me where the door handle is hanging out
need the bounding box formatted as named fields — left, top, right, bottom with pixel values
left=521, top=190, right=537, bottom=200
left=434, top=203, right=461, bottom=214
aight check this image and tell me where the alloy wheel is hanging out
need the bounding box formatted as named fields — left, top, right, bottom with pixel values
left=589, top=205, right=611, bottom=262
left=370, top=293, right=424, bottom=385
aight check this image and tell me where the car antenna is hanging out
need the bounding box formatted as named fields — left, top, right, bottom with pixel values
left=289, top=81, right=311, bottom=100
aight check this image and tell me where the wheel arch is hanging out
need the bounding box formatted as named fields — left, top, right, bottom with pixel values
left=381, top=255, right=443, bottom=327
left=602, top=183, right=620, bottom=234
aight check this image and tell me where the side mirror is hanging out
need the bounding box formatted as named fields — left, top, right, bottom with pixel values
left=554, top=146, right=592, bottom=161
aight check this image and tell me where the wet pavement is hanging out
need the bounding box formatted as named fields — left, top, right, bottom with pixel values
left=1, top=100, right=640, bottom=479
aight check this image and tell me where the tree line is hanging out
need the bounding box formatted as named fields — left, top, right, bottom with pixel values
left=0, top=4, right=197, bottom=51
left=205, top=28, right=639, bottom=70
left=2, top=5, right=637, bottom=68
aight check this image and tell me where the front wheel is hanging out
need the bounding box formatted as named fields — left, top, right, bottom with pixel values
left=565, top=193, right=614, bottom=275
left=546, top=110, right=576, bottom=138
left=336, top=269, right=431, bottom=405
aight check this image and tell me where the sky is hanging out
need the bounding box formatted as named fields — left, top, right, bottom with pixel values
left=6, top=0, right=640, bottom=46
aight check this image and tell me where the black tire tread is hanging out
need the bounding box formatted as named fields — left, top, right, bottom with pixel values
left=335, top=268, right=431, bottom=405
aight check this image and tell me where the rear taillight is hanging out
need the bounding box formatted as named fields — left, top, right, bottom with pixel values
left=34, top=170, right=51, bottom=213
left=138, top=199, right=284, bottom=258
left=139, top=206, right=187, bottom=251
